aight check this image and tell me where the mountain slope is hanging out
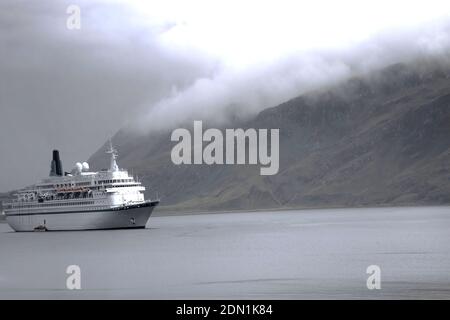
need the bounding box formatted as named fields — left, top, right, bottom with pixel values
left=89, top=61, right=450, bottom=211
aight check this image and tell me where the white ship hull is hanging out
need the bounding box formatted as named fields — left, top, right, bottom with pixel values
left=5, top=201, right=159, bottom=232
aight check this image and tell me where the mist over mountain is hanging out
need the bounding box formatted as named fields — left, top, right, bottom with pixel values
left=1, top=1, right=450, bottom=192
left=89, top=59, right=450, bottom=212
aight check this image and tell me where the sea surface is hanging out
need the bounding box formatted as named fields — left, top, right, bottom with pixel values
left=0, top=206, right=449, bottom=299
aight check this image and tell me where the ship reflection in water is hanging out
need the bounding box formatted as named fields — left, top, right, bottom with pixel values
left=0, top=206, right=449, bottom=299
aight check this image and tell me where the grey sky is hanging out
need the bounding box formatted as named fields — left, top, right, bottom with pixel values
left=0, top=0, right=216, bottom=191
left=1, top=0, right=450, bottom=191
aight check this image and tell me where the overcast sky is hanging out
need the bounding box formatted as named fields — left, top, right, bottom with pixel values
left=1, top=0, right=450, bottom=191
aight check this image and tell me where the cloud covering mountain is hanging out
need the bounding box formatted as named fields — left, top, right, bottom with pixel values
left=89, top=60, right=450, bottom=211
left=1, top=0, right=450, bottom=191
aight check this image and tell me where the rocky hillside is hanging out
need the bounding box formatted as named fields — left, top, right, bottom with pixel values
left=89, top=61, right=450, bottom=212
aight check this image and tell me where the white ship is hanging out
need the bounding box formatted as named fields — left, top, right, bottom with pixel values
left=3, top=142, right=159, bottom=231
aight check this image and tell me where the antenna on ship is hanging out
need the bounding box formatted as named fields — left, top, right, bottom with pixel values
left=106, top=138, right=119, bottom=172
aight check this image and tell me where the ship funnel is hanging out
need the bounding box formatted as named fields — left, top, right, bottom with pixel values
left=49, top=150, right=63, bottom=176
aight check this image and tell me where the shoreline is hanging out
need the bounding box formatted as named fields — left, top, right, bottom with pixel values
left=152, top=203, right=450, bottom=217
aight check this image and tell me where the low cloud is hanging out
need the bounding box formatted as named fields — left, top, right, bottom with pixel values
left=0, top=0, right=216, bottom=190
left=135, top=17, right=450, bottom=132
left=1, top=0, right=450, bottom=191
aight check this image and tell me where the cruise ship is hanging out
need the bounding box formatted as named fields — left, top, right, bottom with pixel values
left=2, top=142, right=159, bottom=231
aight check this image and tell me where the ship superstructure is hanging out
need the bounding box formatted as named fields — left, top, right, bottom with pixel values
left=3, top=142, right=159, bottom=231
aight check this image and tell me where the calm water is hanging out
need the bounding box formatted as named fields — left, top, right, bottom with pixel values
left=0, top=207, right=449, bottom=299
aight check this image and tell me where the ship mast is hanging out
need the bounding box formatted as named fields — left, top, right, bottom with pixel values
left=106, top=139, right=119, bottom=172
